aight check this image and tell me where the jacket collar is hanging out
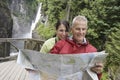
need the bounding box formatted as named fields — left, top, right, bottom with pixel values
left=67, top=36, right=88, bottom=46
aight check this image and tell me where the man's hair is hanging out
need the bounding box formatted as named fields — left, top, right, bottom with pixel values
left=72, top=15, right=88, bottom=27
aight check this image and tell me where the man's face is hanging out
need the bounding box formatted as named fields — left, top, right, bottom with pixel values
left=71, top=21, right=87, bottom=44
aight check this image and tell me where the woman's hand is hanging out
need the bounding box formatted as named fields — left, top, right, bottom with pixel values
left=91, top=62, right=103, bottom=74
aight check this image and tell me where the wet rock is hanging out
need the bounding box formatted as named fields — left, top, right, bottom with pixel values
left=0, top=1, right=13, bottom=57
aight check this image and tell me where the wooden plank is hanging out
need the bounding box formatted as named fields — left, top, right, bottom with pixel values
left=0, top=61, right=13, bottom=75
left=1, top=61, right=17, bottom=80
left=9, top=61, right=24, bottom=80
left=13, top=67, right=25, bottom=80
left=0, top=38, right=44, bottom=43
left=0, top=60, right=30, bottom=80
left=0, top=61, right=12, bottom=77
left=0, top=61, right=14, bottom=80
left=8, top=61, right=20, bottom=80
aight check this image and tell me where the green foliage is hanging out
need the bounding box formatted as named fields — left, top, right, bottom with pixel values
left=36, top=23, right=55, bottom=39
left=39, top=0, right=69, bottom=23
left=36, top=0, right=120, bottom=52
left=105, top=27, right=120, bottom=66
left=25, top=0, right=39, bottom=20
left=101, top=72, right=109, bottom=80
left=103, top=0, right=120, bottom=75
left=104, top=26, right=120, bottom=79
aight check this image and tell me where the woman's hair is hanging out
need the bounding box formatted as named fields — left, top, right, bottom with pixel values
left=53, top=20, right=70, bottom=37
left=55, top=20, right=70, bottom=32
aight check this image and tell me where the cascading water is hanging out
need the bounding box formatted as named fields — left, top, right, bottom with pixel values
left=9, top=0, right=42, bottom=55
left=11, top=0, right=30, bottom=39
left=12, top=2, right=42, bottom=37
left=30, top=3, right=42, bottom=38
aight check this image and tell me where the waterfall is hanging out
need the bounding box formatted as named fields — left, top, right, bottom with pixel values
left=10, top=1, right=42, bottom=55
left=29, top=3, right=42, bottom=38
left=11, top=1, right=42, bottom=39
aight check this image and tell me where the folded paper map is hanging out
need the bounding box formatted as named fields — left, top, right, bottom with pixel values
left=17, top=49, right=108, bottom=80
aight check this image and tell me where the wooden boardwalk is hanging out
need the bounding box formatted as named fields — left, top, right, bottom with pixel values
left=0, top=38, right=44, bottom=80
left=0, top=60, right=30, bottom=80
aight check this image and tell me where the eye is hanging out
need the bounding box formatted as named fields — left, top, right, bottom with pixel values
left=59, top=29, right=64, bottom=32
left=82, top=28, right=87, bottom=31
left=75, top=28, right=80, bottom=30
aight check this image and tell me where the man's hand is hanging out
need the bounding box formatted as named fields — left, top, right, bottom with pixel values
left=91, top=62, right=103, bottom=74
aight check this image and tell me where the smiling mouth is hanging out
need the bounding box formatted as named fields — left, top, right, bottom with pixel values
left=77, top=35, right=84, bottom=37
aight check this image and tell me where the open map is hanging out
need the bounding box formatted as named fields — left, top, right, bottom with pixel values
left=17, top=49, right=108, bottom=80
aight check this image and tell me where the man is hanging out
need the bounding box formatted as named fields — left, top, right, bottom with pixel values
left=50, top=15, right=103, bottom=80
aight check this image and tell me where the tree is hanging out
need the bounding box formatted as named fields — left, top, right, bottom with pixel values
left=105, top=27, right=120, bottom=79
left=104, top=0, right=120, bottom=79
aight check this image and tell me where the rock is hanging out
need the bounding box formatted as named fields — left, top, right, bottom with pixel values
left=0, top=1, right=13, bottom=57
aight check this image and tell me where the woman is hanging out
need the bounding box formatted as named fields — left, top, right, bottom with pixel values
left=40, top=20, right=70, bottom=53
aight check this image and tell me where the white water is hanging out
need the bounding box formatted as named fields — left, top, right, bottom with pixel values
left=21, top=3, right=42, bottom=38
left=23, top=3, right=42, bottom=38
left=29, top=3, right=42, bottom=38
left=10, top=2, right=42, bottom=55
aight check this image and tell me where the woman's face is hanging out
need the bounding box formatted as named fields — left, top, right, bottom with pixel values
left=56, top=24, right=69, bottom=40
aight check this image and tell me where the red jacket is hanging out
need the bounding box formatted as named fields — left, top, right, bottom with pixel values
left=50, top=39, right=97, bottom=54
left=50, top=38, right=102, bottom=80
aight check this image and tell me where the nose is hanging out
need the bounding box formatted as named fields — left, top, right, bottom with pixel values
left=62, top=31, right=66, bottom=35
left=79, top=29, right=83, bottom=33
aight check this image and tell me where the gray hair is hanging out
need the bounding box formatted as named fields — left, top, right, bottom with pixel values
left=72, top=15, right=88, bottom=27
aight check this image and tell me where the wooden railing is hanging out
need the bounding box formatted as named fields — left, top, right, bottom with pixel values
left=0, top=38, right=44, bottom=57
left=24, top=38, right=44, bottom=51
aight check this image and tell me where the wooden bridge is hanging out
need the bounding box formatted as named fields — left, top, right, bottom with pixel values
left=0, top=60, right=29, bottom=80
left=0, top=38, right=44, bottom=80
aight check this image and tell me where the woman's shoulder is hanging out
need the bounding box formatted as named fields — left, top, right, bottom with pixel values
left=42, top=37, right=56, bottom=46
left=45, top=37, right=56, bottom=43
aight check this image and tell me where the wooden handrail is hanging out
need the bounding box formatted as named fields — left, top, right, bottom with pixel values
left=0, top=38, right=45, bottom=43
left=0, top=38, right=45, bottom=52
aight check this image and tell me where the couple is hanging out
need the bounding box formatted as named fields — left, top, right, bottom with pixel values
left=28, top=15, right=103, bottom=80
left=40, top=15, right=103, bottom=80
